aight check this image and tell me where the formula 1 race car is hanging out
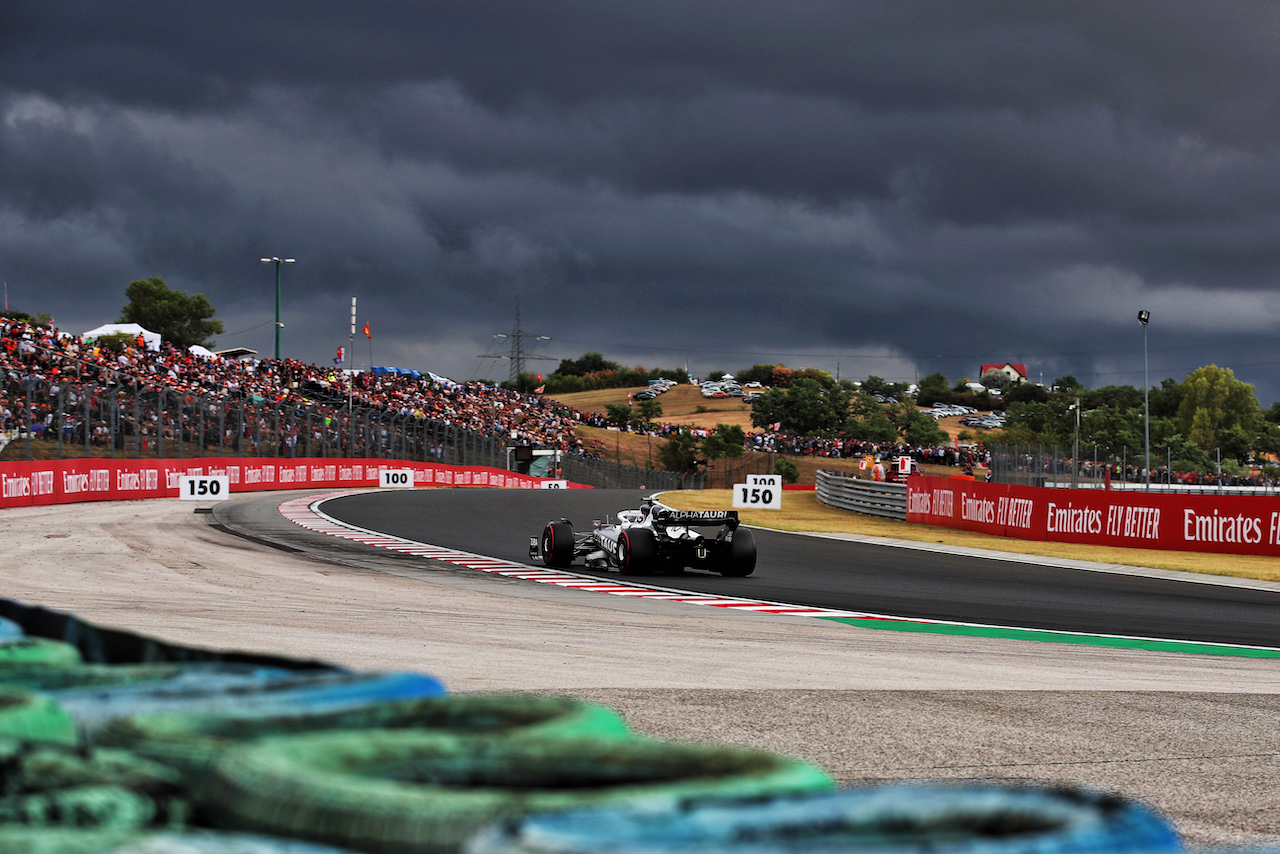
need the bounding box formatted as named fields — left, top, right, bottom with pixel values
left=529, top=500, right=756, bottom=577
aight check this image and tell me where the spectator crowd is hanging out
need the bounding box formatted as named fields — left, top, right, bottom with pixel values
left=1, top=317, right=985, bottom=473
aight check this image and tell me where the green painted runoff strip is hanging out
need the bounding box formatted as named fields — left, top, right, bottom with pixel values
left=820, top=616, right=1280, bottom=658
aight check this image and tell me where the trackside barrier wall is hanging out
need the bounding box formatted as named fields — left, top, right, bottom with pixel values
left=907, top=474, right=1280, bottom=557
left=816, top=469, right=907, bottom=520
left=0, top=457, right=588, bottom=510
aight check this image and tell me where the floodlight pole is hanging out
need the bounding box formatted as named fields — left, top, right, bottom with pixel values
left=1138, top=310, right=1150, bottom=488
left=260, top=257, right=296, bottom=360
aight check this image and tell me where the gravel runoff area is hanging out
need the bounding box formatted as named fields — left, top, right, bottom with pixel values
left=4, top=490, right=1280, bottom=847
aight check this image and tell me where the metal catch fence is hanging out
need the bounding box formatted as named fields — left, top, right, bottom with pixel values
left=0, top=372, right=690, bottom=491
left=987, top=443, right=1279, bottom=495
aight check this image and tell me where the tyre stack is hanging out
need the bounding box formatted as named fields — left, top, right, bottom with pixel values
left=0, top=604, right=840, bottom=853
left=0, top=603, right=1191, bottom=854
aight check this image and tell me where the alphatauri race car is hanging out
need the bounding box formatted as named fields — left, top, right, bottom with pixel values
left=529, top=500, right=756, bottom=576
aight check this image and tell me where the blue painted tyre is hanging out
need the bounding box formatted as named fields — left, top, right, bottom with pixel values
left=50, top=668, right=445, bottom=741
left=465, top=782, right=1183, bottom=854
left=98, top=693, right=626, bottom=782
left=0, top=618, right=24, bottom=644
left=206, top=732, right=834, bottom=854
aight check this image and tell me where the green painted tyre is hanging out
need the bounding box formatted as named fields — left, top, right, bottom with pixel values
left=0, top=663, right=187, bottom=692
left=0, top=638, right=83, bottom=668
left=0, top=737, right=190, bottom=830
left=206, top=732, right=834, bottom=854
left=99, top=694, right=631, bottom=781
left=0, top=828, right=140, bottom=854
left=0, top=785, right=172, bottom=831
left=0, top=689, right=76, bottom=744
left=110, top=831, right=366, bottom=852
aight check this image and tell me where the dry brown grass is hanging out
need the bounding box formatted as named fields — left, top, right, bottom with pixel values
left=659, top=489, right=1280, bottom=584
left=553, top=385, right=757, bottom=431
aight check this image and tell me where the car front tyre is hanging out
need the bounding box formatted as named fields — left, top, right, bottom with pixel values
left=542, top=521, right=575, bottom=568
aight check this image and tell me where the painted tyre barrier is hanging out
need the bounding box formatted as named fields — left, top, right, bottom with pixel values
left=99, top=694, right=628, bottom=781
left=205, top=731, right=834, bottom=854
left=0, top=637, right=83, bottom=667
left=0, top=829, right=364, bottom=853
left=0, top=662, right=288, bottom=693
left=109, top=831, right=366, bottom=853
left=464, top=782, right=1183, bottom=854
left=0, top=688, right=77, bottom=744
left=0, top=828, right=139, bottom=854
left=51, top=669, right=446, bottom=741
left=0, top=737, right=190, bottom=830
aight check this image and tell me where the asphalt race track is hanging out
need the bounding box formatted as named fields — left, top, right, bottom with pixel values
left=318, top=488, right=1280, bottom=649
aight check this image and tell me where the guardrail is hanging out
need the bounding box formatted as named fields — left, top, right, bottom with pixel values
left=816, top=469, right=906, bottom=520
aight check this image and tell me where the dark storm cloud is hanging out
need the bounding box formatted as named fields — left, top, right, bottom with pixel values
left=3, top=2, right=1280, bottom=401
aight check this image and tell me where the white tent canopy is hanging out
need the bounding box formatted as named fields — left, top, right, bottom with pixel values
left=81, top=323, right=161, bottom=352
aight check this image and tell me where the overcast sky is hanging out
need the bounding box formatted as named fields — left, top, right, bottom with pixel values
left=4, top=2, right=1280, bottom=403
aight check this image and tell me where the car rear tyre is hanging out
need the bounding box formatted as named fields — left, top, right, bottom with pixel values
left=719, top=528, right=756, bottom=577
left=617, top=528, right=657, bottom=575
left=542, top=521, right=575, bottom=568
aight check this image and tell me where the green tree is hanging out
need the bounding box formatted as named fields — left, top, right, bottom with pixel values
left=634, top=398, right=663, bottom=425
left=978, top=369, right=1013, bottom=391
left=751, top=378, right=850, bottom=435
left=604, top=402, right=632, bottom=428
left=657, top=429, right=701, bottom=473
left=1148, top=378, right=1183, bottom=419
left=845, top=393, right=899, bottom=442
left=1001, top=398, right=1071, bottom=445
left=735, top=364, right=780, bottom=386
left=774, top=458, right=800, bottom=484
left=118, top=277, right=223, bottom=349
left=1003, top=382, right=1049, bottom=405
left=895, top=404, right=947, bottom=446
left=556, top=352, right=617, bottom=376
left=1080, top=405, right=1143, bottom=456
left=701, top=424, right=746, bottom=462
left=861, top=375, right=904, bottom=397
left=1052, top=374, right=1084, bottom=393
left=0, top=310, right=52, bottom=326
left=914, top=372, right=951, bottom=407
left=1082, top=385, right=1142, bottom=411
left=1177, top=365, right=1261, bottom=452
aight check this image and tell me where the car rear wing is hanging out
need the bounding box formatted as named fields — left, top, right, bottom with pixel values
left=652, top=507, right=739, bottom=528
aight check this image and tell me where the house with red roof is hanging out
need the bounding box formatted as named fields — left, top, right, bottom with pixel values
left=979, top=363, right=1028, bottom=385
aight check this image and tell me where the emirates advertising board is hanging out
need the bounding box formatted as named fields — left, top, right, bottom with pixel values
left=907, top=475, right=1280, bottom=557
left=0, top=457, right=587, bottom=510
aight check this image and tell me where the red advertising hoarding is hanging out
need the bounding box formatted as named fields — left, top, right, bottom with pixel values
left=906, top=475, right=1280, bottom=557
left=0, top=457, right=587, bottom=510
